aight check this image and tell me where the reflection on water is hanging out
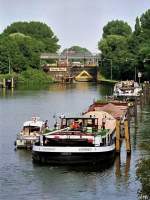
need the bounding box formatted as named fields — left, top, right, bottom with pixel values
left=32, top=160, right=115, bottom=173
left=115, top=154, right=131, bottom=178
left=98, top=84, right=114, bottom=97
left=0, top=82, right=113, bottom=98
left=1, top=87, right=14, bottom=97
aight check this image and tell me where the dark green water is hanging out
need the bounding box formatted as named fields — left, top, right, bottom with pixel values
left=0, top=83, right=149, bottom=200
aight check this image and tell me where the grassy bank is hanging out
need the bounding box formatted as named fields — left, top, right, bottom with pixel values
left=0, top=68, right=54, bottom=84
left=97, top=74, right=118, bottom=85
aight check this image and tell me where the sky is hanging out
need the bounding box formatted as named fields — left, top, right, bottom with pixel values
left=0, top=0, right=150, bottom=53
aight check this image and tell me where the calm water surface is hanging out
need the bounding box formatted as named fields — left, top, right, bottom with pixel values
left=0, top=83, right=149, bottom=200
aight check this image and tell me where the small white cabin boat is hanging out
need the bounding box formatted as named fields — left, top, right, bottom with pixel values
left=113, top=80, right=142, bottom=98
left=32, top=112, right=116, bottom=165
left=15, top=117, right=48, bottom=149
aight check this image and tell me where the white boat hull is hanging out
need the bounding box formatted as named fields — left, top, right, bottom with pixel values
left=15, top=137, right=39, bottom=149
left=32, top=145, right=115, bottom=165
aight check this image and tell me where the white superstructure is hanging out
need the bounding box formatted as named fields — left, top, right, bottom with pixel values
left=15, top=117, right=48, bottom=149
left=113, top=80, right=142, bottom=97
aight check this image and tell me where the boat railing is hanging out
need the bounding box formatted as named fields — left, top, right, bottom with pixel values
left=43, top=127, right=68, bottom=136
left=45, top=130, right=96, bottom=137
left=99, top=128, right=115, bottom=146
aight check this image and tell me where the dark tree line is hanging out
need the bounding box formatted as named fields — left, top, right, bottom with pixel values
left=98, top=9, right=150, bottom=80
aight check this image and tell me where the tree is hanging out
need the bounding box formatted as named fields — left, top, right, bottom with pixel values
left=0, top=21, right=60, bottom=74
left=102, top=20, right=132, bottom=38
left=62, top=45, right=92, bottom=55
left=134, top=9, right=150, bottom=80
left=99, top=35, right=135, bottom=80
left=0, top=35, right=26, bottom=73
left=98, top=20, right=133, bottom=80
left=139, top=43, right=150, bottom=79
left=99, top=35, right=133, bottom=79
left=140, top=9, right=150, bottom=30
left=134, top=17, right=141, bottom=36
left=3, top=21, right=60, bottom=52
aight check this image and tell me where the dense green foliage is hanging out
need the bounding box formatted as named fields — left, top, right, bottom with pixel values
left=62, top=45, right=92, bottom=55
left=3, top=21, right=60, bottom=52
left=18, top=68, right=53, bottom=83
left=0, top=68, right=53, bottom=83
left=102, top=20, right=132, bottom=38
left=99, top=9, right=150, bottom=80
left=0, top=21, right=60, bottom=74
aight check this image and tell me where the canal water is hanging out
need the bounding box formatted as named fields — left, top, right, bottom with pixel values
left=0, top=83, right=149, bottom=200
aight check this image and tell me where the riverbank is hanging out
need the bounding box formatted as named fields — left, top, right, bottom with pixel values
left=97, top=74, right=118, bottom=85
left=97, top=79, right=118, bottom=85
left=0, top=68, right=54, bottom=86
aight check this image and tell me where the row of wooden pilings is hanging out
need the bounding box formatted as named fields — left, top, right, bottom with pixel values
left=116, top=118, right=131, bottom=154
left=0, top=78, right=14, bottom=89
left=115, top=82, right=150, bottom=155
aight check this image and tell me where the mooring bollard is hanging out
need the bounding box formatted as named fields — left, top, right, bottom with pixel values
left=127, top=105, right=131, bottom=129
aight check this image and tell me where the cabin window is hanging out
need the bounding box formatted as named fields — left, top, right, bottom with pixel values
left=23, top=126, right=40, bottom=133
left=61, top=119, right=67, bottom=128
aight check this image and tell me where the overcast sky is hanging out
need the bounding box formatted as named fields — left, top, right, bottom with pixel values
left=0, top=0, right=150, bottom=52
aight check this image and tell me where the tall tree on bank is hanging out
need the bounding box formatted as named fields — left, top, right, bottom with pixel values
left=134, top=17, right=141, bottom=36
left=129, top=9, right=150, bottom=80
left=102, top=20, right=132, bottom=38
left=3, top=21, right=60, bottom=52
left=0, top=21, right=60, bottom=73
left=98, top=20, right=133, bottom=80
left=139, top=10, right=150, bottom=79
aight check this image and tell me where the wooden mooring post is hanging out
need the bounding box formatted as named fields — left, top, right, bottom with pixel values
left=1, top=78, right=14, bottom=89
left=115, top=118, right=120, bottom=153
left=11, top=78, right=14, bottom=88
left=3, top=78, right=6, bottom=88
left=124, top=119, right=131, bottom=154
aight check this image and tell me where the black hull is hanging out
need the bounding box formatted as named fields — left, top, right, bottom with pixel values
left=32, top=150, right=115, bottom=165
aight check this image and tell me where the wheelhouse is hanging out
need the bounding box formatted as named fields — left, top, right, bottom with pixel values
left=60, top=117, right=98, bottom=133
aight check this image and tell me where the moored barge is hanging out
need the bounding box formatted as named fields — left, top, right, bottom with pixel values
left=32, top=112, right=116, bottom=165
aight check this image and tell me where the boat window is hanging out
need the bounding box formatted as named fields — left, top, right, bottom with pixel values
left=60, top=118, right=98, bottom=131
left=23, top=126, right=40, bottom=133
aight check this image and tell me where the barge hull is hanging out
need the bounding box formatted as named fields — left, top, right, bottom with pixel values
left=32, top=150, right=115, bottom=165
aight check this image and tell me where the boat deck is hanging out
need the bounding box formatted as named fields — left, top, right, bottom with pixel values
left=86, top=102, right=128, bottom=120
